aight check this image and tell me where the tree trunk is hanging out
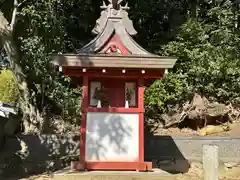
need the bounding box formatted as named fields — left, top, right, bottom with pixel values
left=0, top=11, right=41, bottom=133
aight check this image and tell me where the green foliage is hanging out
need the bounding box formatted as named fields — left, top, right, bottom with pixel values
left=144, top=0, right=240, bottom=123
left=19, top=35, right=82, bottom=123
left=129, top=0, right=188, bottom=52
left=0, top=69, right=19, bottom=105
left=163, top=0, right=240, bottom=103
left=14, top=0, right=91, bottom=123
left=49, top=77, right=82, bottom=124
left=145, top=73, right=191, bottom=121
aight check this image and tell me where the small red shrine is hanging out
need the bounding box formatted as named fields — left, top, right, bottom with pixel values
left=53, top=0, right=177, bottom=171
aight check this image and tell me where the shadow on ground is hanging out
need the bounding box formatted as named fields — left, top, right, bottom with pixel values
left=145, top=135, right=190, bottom=174
left=0, top=133, right=190, bottom=179
left=0, top=135, right=80, bottom=179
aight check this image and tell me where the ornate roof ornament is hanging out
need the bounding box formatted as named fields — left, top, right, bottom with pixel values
left=101, top=0, right=128, bottom=10
left=76, top=0, right=152, bottom=55
left=92, top=0, right=133, bottom=35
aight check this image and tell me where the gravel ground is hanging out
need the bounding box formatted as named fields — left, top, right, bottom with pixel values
left=14, top=165, right=240, bottom=180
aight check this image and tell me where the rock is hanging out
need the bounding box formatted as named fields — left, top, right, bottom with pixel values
left=206, top=103, right=229, bottom=117
left=224, top=162, right=239, bottom=169
left=199, top=125, right=226, bottom=136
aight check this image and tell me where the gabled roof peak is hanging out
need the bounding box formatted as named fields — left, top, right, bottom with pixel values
left=77, top=0, right=153, bottom=55
left=92, top=0, right=136, bottom=36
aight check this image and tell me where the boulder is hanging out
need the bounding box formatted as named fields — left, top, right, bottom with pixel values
left=199, top=125, right=229, bottom=136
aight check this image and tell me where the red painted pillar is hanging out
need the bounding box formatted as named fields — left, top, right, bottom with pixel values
left=138, top=77, right=144, bottom=162
left=80, top=75, right=89, bottom=163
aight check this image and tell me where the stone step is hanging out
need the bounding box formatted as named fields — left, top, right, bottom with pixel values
left=52, top=167, right=174, bottom=180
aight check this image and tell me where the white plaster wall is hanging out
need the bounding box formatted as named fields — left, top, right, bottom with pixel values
left=86, top=112, right=139, bottom=162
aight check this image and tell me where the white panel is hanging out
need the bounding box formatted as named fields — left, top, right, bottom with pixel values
left=90, top=82, right=101, bottom=106
left=86, top=112, right=139, bottom=162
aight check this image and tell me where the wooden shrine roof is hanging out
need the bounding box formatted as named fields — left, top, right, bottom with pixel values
left=53, top=0, right=177, bottom=69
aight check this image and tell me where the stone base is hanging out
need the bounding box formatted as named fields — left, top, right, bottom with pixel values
left=53, top=167, right=172, bottom=180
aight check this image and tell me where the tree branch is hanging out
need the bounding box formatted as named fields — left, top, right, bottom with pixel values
left=0, top=11, right=10, bottom=35
left=17, top=0, right=27, bottom=7
left=10, top=0, right=18, bottom=30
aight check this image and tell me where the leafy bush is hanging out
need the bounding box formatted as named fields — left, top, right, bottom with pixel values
left=0, top=69, right=19, bottom=105
left=144, top=73, right=191, bottom=123
left=145, top=0, right=240, bottom=125
left=163, top=0, right=240, bottom=103
left=19, top=36, right=82, bottom=126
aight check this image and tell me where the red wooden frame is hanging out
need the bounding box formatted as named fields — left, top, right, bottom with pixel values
left=87, top=107, right=144, bottom=113
left=74, top=72, right=152, bottom=171
left=138, top=77, right=145, bottom=162
left=64, top=67, right=163, bottom=79
left=80, top=76, right=88, bottom=162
